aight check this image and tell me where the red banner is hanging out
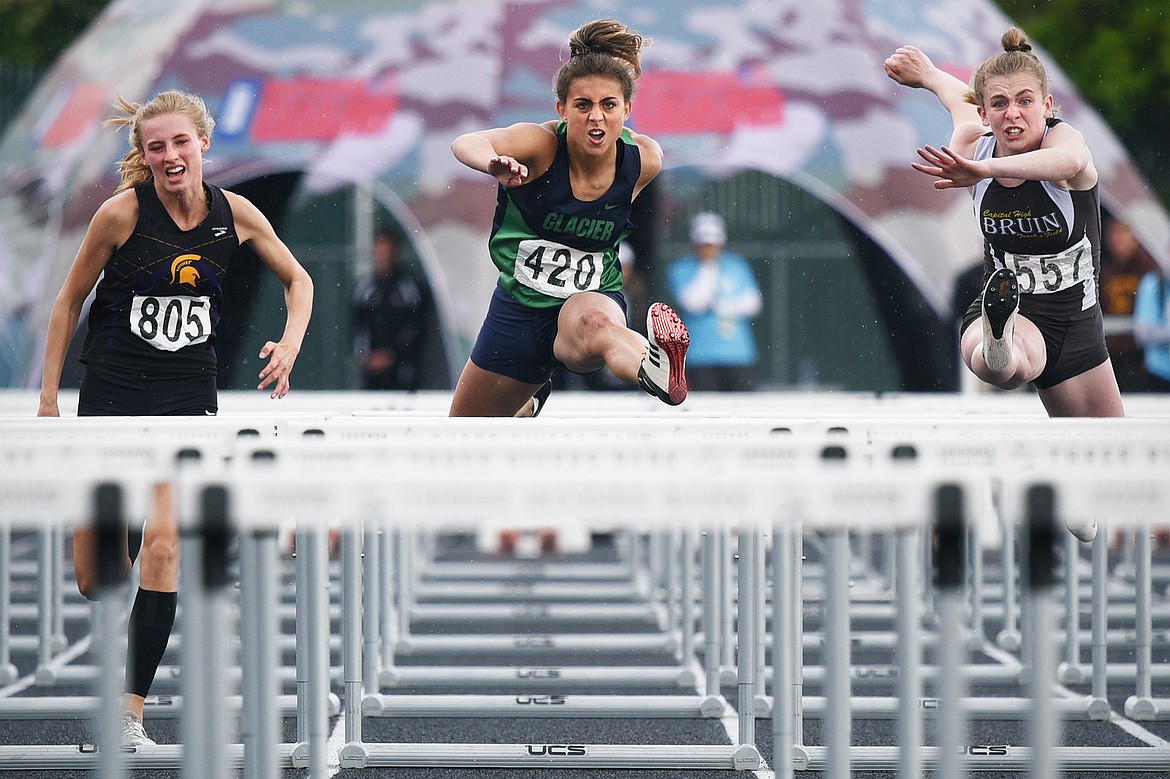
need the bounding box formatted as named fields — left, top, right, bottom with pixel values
left=634, top=70, right=784, bottom=135
left=249, top=76, right=399, bottom=142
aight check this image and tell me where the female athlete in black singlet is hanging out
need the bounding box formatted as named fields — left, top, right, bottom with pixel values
left=37, top=90, right=313, bottom=745
left=885, top=28, right=1123, bottom=542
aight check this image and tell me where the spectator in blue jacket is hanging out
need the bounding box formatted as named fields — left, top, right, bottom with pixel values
left=1134, top=264, right=1170, bottom=392
left=667, top=212, right=763, bottom=391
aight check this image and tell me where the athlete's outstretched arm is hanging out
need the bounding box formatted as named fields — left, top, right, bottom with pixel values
left=450, top=123, right=556, bottom=188
left=913, top=123, right=1096, bottom=190
left=885, top=45, right=984, bottom=154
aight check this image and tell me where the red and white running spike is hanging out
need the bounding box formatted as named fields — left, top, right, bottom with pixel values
left=638, top=302, right=689, bottom=406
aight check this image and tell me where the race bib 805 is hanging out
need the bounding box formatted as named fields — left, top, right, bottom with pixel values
left=131, top=294, right=212, bottom=351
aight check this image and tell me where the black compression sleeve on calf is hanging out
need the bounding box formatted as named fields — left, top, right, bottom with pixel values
left=125, top=588, right=177, bottom=698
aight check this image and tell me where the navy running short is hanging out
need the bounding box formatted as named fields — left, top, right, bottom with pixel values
left=78, top=362, right=218, bottom=417
left=469, top=283, right=627, bottom=384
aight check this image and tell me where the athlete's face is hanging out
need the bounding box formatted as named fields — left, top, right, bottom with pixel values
left=140, top=112, right=209, bottom=195
left=978, top=73, right=1052, bottom=155
left=557, top=75, right=631, bottom=157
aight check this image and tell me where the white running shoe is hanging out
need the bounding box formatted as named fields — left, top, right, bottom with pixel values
left=120, top=712, right=156, bottom=748
left=981, top=267, right=1019, bottom=374
left=1065, top=516, right=1098, bottom=544
left=529, top=381, right=552, bottom=418
left=637, top=302, right=689, bottom=406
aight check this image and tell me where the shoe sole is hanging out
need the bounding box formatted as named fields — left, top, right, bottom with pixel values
left=983, top=268, right=1018, bottom=341
left=1066, top=517, right=1098, bottom=544
left=648, top=303, right=690, bottom=405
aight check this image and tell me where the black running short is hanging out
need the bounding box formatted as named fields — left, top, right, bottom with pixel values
left=77, top=362, right=218, bottom=417
left=960, top=298, right=1109, bottom=390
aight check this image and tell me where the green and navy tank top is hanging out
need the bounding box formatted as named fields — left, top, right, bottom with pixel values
left=81, top=181, right=238, bottom=376
left=488, top=124, right=640, bottom=309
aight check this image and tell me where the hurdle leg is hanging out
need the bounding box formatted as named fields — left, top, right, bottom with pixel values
left=240, top=529, right=284, bottom=779
left=754, top=527, right=769, bottom=718
left=0, top=524, right=18, bottom=684
left=396, top=530, right=412, bottom=644
left=895, top=524, right=922, bottom=779
left=239, top=532, right=260, bottom=779
left=291, top=523, right=331, bottom=774
left=1057, top=530, right=1086, bottom=684
left=664, top=529, right=680, bottom=661
left=679, top=526, right=697, bottom=671
left=701, top=529, right=721, bottom=697
left=934, top=484, right=968, bottom=779
left=51, top=525, right=66, bottom=652
left=1090, top=518, right=1110, bottom=712
left=996, top=483, right=1022, bottom=652
left=340, top=525, right=368, bottom=767
left=306, top=525, right=332, bottom=776
left=186, top=484, right=233, bottom=779
left=1125, top=522, right=1157, bottom=719
left=253, top=529, right=282, bottom=779
left=771, top=523, right=801, bottom=778
left=968, top=519, right=986, bottom=649
left=94, top=484, right=129, bottom=779
left=721, top=526, right=735, bottom=684
left=378, top=528, right=396, bottom=676
left=35, top=526, right=55, bottom=679
left=821, top=527, right=851, bottom=779
left=736, top=525, right=758, bottom=750
left=1023, top=485, right=1062, bottom=779
left=362, top=525, right=380, bottom=695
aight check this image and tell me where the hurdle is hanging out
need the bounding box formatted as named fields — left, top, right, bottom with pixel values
left=763, top=420, right=1170, bottom=775
left=3, top=401, right=1170, bottom=776
left=0, top=418, right=309, bottom=774
left=274, top=418, right=764, bottom=701
left=216, top=427, right=783, bottom=772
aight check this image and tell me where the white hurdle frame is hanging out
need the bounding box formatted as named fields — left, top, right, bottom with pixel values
left=2, top=405, right=1169, bottom=776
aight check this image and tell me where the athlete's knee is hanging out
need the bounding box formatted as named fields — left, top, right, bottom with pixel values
left=138, top=534, right=180, bottom=579
left=573, top=306, right=620, bottom=339
left=994, top=374, right=1029, bottom=391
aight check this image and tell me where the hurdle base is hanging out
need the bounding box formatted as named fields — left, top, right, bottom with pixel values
left=1058, top=660, right=1088, bottom=685
left=798, top=745, right=1170, bottom=771
left=790, top=743, right=813, bottom=770
left=376, top=665, right=698, bottom=690
left=360, top=693, right=728, bottom=719
left=356, top=742, right=761, bottom=770
left=0, top=743, right=292, bottom=771
left=0, top=662, right=17, bottom=685
left=339, top=741, right=369, bottom=768
left=1125, top=695, right=1170, bottom=721
left=759, top=694, right=1104, bottom=720
left=290, top=741, right=308, bottom=769
left=0, top=692, right=309, bottom=720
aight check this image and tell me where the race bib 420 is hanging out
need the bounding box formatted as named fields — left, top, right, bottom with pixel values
left=131, top=295, right=212, bottom=351
left=514, top=239, right=603, bottom=299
